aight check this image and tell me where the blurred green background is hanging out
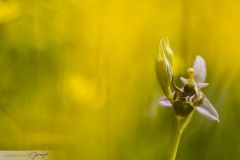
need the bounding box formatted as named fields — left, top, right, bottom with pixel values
left=0, top=0, right=240, bottom=159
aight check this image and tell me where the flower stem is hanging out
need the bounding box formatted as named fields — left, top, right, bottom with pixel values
left=170, top=111, right=194, bottom=160
left=170, top=125, right=183, bottom=160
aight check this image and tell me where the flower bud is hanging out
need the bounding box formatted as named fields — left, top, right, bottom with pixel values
left=155, top=38, right=173, bottom=101
left=160, top=38, right=173, bottom=65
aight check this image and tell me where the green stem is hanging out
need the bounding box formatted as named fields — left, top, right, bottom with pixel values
left=170, top=125, right=183, bottom=160
left=170, top=111, right=194, bottom=160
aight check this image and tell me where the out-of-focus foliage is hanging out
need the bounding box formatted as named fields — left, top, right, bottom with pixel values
left=0, top=0, right=240, bottom=159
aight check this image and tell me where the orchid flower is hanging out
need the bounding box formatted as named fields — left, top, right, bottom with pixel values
left=156, top=38, right=219, bottom=121
left=155, top=39, right=219, bottom=160
left=158, top=55, right=219, bottom=122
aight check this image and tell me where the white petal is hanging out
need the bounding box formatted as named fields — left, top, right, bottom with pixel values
left=180, top=77, right=187, bottom=84
left=195, top=97, right=219, bottom=122
left=158, top=96, right=172, bottom=107
left=197, top=83, right=209, bottom=89
left=193, top=55, right=207, bottom=83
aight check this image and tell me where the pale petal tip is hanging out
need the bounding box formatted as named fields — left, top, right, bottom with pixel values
left=158, top=96, right=172, bottom=107
left=216, top=114, right=220, bottom=122
left=197, top=82, right=209, bottom=89
left=196, top=55, right=203, bottom=59
left=212, top=116, right=220, bottom=122
left=196, top=55, right=205, bottom=61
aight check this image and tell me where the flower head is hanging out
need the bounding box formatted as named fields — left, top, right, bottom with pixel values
left=156, top=49, right=219, bottom=122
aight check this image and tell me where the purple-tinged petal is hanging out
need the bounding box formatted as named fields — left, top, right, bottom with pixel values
left=197, top=83, right=209, bottom=89
left=158, top=96, right=172, bottom=107
left=193, top=55, right=207, bottom=83
left=195, top=97, right=219, bottom=122
left=180, top=77, right=187, bottom=84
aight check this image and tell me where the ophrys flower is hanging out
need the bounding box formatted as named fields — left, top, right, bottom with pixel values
left=158, top=55, right=219, bottom=122
left=155, top=39, right=219, bottom=160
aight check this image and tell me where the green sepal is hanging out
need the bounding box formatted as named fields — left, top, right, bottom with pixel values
left=155, top=38, right=174, bottom=101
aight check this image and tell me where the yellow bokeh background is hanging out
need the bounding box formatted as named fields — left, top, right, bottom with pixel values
left=0, top=0, right=240, bottom=159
